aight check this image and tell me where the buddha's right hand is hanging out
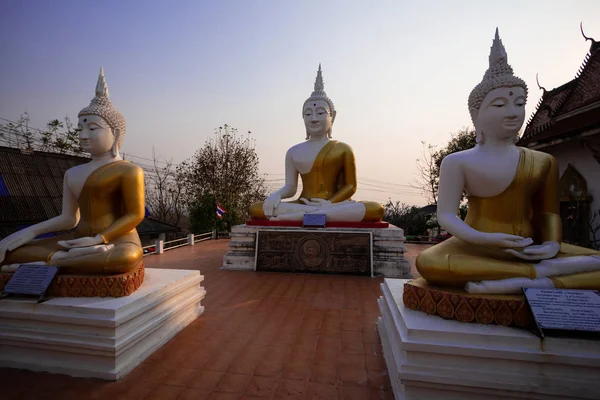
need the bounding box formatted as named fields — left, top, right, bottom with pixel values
left=263, top=193, right=282, bottom=217
left=0, top=229, right=37, bottom=264
left=477, top=233, right=534, bottom=248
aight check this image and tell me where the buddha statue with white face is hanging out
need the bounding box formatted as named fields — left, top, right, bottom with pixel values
left=414, top=30, right=600, bottom=295
left=0, top=68, right=145, bottom=276
left=249, top=65, right=384, bottom=222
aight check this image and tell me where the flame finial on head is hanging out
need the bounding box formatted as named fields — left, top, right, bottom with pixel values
left=488, top=28, right=507, bottom=66
left=95, top=67, right=109, bottom=99
left=468, top=28, right=528, bottom=123
left=78, top=67, right=127, bottom=148
left=314, top=63, right=324, bottom=93
left=303, top=63, right=335, bottom=115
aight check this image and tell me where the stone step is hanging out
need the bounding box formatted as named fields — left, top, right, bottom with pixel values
left=0, top=269, right=205, bottom=381
left=378, top=279, right=600, bottom=400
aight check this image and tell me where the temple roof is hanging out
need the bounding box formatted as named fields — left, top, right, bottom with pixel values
left=519, top=35, right=600, bottom=147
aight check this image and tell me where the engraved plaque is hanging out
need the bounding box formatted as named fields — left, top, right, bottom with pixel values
left=523, top=287, right=600, bottom=339
left=3, top=265, right=59, bottom=296
left=256, top=230, right=372, bottom=276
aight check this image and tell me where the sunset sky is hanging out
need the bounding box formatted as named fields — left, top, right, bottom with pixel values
left=1, top=0, right=599, bottom=206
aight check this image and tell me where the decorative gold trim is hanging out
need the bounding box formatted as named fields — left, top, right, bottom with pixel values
left=0, top=262, right=144, bottom=298
left=402, top=278, right=534, bottom=328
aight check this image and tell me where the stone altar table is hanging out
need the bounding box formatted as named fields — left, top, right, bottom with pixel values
left=223, top=223, right=412, bottom=278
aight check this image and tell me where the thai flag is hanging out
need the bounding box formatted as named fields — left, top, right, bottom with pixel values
left=216, top=204, right=227, bottom=219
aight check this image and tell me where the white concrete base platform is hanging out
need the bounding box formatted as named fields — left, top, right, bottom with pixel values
left=377, top=279, right=600, bottom=400
left=0, top=268, right=205, bottom=381
left=223, top=223, right=412, bottom=278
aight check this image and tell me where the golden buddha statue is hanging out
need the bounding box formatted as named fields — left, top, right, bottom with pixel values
left=0, top=68, right=145, bottom=275
left=416, top=29, right=600, bottom=295
left=249, top=64, right=384, bottom=222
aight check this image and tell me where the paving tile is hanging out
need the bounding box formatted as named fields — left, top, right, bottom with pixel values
left=162, top=367, right=198, bottom=387
left=338, top=367, right=368, bottom=386
left=243, top=376, right=280, bottom=398
left=341, top=330, right=363, bottom=343
left=365, top=355, right=386, bottom=372
left=341, top=341, right=365, bottom=355
left=282, top=362, right=312, bottom=382
left=254, top=359, right=284, bottom=377
left=228, top=354, right=262, bottom=375
left=310, top=365, right=338, bottom=385
left=215, top=372, right=252, bottom=395
left=205, top=350, right=237, bottom=372
left=142, top=384, right=183, bottom=400
left=172, top=387, right=212, bottom=400
left=273, top=379, right=309, bottom=400
left=339, top=385, right=371, bottom=400
left=338, top=353, right=366, bottom=370
left=208, top=392, right=241, bottom=400
left=369, top=389, right=395, bottom=400
left=189, top=370, right=225, bottom=390
left=362, top=327, right=381, bottom=344
left=306, top=382, right=339, bottom=400
left=367, top=370, right=391, bottom=390
left=363, top=343, right=383, bottom=357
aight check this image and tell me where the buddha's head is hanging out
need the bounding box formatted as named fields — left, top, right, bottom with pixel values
left=78, top=68, right=126, bottom=156
left=468, top=29, right=528, bottom=144
left=303, top=64, right=336, bottom=140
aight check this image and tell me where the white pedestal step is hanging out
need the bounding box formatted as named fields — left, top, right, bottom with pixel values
left=0, top=268, right=205, bottom=381
left=377, top=279, right=600, bottom=400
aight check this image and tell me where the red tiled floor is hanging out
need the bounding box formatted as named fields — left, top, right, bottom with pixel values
left=0, top=239, right=406, bottom=400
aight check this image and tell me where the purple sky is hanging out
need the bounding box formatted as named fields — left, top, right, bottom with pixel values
left=1, top=0, right=599, bottom=205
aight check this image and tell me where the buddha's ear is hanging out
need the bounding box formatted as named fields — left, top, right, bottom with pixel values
left=331, top=110, right=337, bottom=124
left=469, top=108, right=478, bottom=121
left=112, top=128, right=121, bottom=158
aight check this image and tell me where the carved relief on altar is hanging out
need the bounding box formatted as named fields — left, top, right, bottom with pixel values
left=255, top=230, right=371, bottom=276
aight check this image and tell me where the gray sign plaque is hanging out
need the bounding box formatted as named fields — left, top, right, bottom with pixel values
left=523, top=287, right=600, bottom=339
left=3, top=265, right=59, bottom=298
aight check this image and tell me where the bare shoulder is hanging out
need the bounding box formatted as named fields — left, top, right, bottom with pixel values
left=64, top=163, right=86, bottom=182
left=288, top=141, right=307, bottom=155
left=441, top=148, right=472, bottom=169
left=65, top=163, right=85, bottom=176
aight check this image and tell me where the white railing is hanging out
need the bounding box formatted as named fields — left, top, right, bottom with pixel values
left=143, top=231, right=215, bottom=256
left=194, top=231, right=213, bottom=243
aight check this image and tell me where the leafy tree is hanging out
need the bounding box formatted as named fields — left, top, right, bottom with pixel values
left=413, top=127, right=477, bottom=204
left=0, top=113, right=83, bottom=155
left=178, top=124, right=267, bottom=232
left=383, top=201, right=430, bottom=236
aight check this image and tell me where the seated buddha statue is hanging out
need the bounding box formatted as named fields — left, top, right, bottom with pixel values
left=416, top=29, right=600, bottom=294
left=249, top=64, right=384, bottom=222
left=0, top=68, right=145, bottom=275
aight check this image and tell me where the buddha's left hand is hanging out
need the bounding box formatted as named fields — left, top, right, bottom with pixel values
left=58, top=235, right=105, bottom=249
left=300, top=198, right=333, bottom=208
left=300, top=198, right=353, bottom=208
left=504, top=241, right=560, bottom=261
